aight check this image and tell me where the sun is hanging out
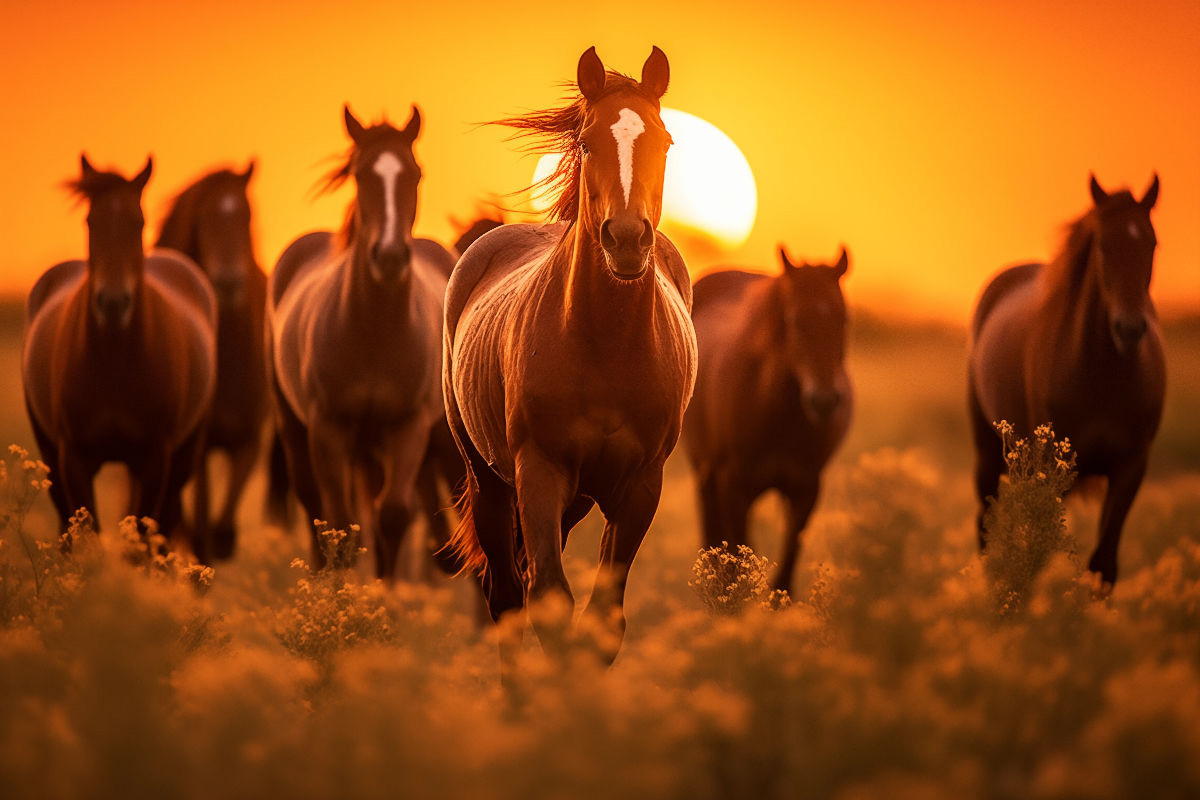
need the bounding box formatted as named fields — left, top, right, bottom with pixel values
left=531, top=107, right=757, bottom=250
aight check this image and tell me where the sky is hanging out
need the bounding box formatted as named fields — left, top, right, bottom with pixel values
left=2, top=0, right=1197, bottom=321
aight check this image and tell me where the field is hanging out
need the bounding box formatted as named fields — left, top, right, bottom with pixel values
left=2, top=299, right=1199, bottom=799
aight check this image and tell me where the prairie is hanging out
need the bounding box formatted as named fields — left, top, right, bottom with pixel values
left=2, top=298, right=1199, bottom=799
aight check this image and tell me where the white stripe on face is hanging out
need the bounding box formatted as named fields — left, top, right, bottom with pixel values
left=219, top=194, right=240, bottom=215
left=610, top=108, right=646, bottom=208
left=372, top=152, right=404, bottom=246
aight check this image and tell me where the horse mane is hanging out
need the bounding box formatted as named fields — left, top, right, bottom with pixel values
left=315, top=121, right=405, bottom=251
left=495, top=71, right=656, bottom=222
left=1040, top=189, right=1137, bottom=309
left=63, top=170, right=128, bottom=203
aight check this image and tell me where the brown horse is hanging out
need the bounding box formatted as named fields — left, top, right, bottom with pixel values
left=444, top=46, right=696, bottom=662
left=452, top=215, right=503, bottom=257
left=157, top=164, right=267, bottom=559
left=268, top=105, right=461, bottom=580
left=968, top=173, right=1165, bottom=589
left=23, top=155, right=217, bottom=551
left=683, top=248, right=852, bottom=592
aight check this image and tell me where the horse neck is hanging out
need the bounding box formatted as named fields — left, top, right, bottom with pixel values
left=559, top=222, right=657, bottom=342
left=82, top=275, right=150, bottom=357
left=337, top=236, right=416, bottom=320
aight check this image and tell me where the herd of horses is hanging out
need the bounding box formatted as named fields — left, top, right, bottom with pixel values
left=20, top=46, right=1165, bottom=664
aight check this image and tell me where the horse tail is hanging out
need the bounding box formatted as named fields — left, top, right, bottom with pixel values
left=443, top=476, right=488, bottom=578
left=264, top=432, right=292, bottom=527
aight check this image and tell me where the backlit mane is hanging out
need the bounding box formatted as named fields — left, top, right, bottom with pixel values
left=496, top=71, right=656, bottom=222
left=315, top=121, right=408, bottom=251
left=64, top=170, right=128, bottom=202
left=1040, top=190, right=1137, bottom=309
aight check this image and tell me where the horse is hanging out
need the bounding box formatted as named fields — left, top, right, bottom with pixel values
left=23, top=155, right=217, bottom=554
left=968, top=173, right=1165, bottom=590
left=268, top=104, right=462, bottom=580
left=156, top=163, right=267, bottom=559
left=443, top=46, right=697, bottom=664
left=452, top=216, right=503, bottom=257
left=683, top=247, right=852, bottom=593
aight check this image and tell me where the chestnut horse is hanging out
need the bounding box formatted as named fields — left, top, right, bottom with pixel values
left=444, top=47, right=697, bottom=662
left=683, top=248, right=852, bottom=592
left=968, top=173, right=1165, bottom=589
left=23, top=155, right=216, bottom=551
left=157, top=164, right=267, bottom=558
left=268, top=105, right=460, bottom=579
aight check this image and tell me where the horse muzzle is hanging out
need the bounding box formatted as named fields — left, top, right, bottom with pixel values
left=803, top=387, right=843, bottom=425
left=210, top=275, right=246, bottom=307
left=369, top=241, right=413, bottom=283
left=1110, top=313, right=1148, bottom=355
left=93, top=290, right=134, bottom=330
left=600, top=217, right=654, bottom=280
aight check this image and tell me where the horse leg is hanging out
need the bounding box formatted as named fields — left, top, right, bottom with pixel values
left=55, top=441, right=98, bottom=533
left=25, top=403, right=72, bottom=530
left=584, top=467, right=664, bottom=664
left=374, top=420, right=432, bottom=583
left=270, top=376, right=323, bottom=558
left=696, top=467, right=727, bottom=550
left=306, top=417, right=357, bottom=565
left=212, top=436, right=261, bottom=560
left=1089, top=458, right=1148, bottom=590
left=163, top=425, right=209, bottom=561
left=560, top=495, right=595, bottom=549
left=513, top=449, right=574, bottom=611
left=776, top=478, right=820, bottom=594
left=968, top=380, right=1004, bottom=551
left=423, top=419, right=467, bottom=575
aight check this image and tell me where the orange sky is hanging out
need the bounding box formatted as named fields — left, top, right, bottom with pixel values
left=2, top=0, right=1197, bottom=321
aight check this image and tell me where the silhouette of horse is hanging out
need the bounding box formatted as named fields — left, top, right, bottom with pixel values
left=444, top=46, right=696, bottom=662
left=452, top=216, right=503, bottom=257
left=268, top=105, right=461, bottom=580
left=683, top=248, right=852, bottom=592
left=157, top=163, right=267, bottom=559
left=968, top=173, right=1165, bottom=589
left=23, top=155, right=217, bottom=553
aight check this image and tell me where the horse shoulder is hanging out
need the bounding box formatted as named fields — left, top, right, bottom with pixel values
left=970, top=262, right=1041, bottom=341
left=653, top=231, right=692, bottom=312
left=27, top=260, right=86, bottom=324
left=270, top=231, right=334, bottom=310
left=146, top=249, right=218, bottom=332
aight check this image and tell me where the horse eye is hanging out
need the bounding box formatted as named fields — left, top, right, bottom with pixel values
left=579, top=141, right=589, bottom=156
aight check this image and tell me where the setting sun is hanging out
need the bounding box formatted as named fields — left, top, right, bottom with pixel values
left=531, top=107, right=757, bottom=250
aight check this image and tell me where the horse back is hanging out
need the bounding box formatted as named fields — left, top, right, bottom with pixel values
left=693, top=269, right=766, bottom=316
left=270, top=231, right=334, bottom=310
left=414, top=237, right=457, bottom=284
left=970, top=262, right=1040, bottom=340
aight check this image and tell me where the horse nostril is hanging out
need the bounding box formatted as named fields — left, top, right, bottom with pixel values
left=600, top=220, right=618, bottom=252
left=638, top=219, right=654, bottom=250
left=808, top=389, right=841, bottom=419
left=1112, top=315, right=1147, bottom=347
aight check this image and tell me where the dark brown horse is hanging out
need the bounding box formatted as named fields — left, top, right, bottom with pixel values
left=157, top=164, right=267, bottom=559
left=444, top=47, right=696, bottom=662
left=23, top=155, right=217, bottom=551
left=452, top=215, right=503, bottom=257
left=268, top=105, right=461, bottom=580
left=683, top=248, right=852, bottom=592
left=968, top=173, right=1165, bottom=589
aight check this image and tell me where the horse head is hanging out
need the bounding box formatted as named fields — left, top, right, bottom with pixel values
left=343, top=104, right=422, bottom=284
left=192, top=163, right=257, bottom=307
left=71, top=154, right=152, bottom=330
left=777, top=246, right=850, bottom=425
left=575, top=46, right=672, bottom=280
left=1088, top=173, right=1159, bottom=355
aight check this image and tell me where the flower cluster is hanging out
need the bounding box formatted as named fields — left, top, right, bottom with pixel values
left=689, top=542, right=790, bottom=615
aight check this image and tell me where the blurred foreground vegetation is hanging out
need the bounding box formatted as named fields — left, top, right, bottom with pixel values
left=1, top=300, right=1198, bottom=799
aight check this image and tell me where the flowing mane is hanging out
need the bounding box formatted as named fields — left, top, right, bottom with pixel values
left=315, top=120, right=408, bottom=251
left=1040, top=189, right=1138, bottom=310
left=64, top=170, right=127, bottom=201
left=495, top=71, right=656, bottom=222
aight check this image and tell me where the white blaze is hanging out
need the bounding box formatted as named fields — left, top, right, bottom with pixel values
left=219, top=194, right=240, bottom=215
left=372, top=152, right=404, bottom=246
left=610, top=108, right=646, bottom=208
left=1127, top=221, right=1141, bottom=240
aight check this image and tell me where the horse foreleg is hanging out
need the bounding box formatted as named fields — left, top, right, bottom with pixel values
left=585, top=468, right=664, bottom=664
left=375, top=420, right=433, bottom=583
left=513, top=448, right=574, bottom=636
left=776, top=478, right=820, bottom=594
left=212, top=437, right=261, bottom=559
left=55, top=441, right=98, bottom=533
left=306, top=417, right=357, bottom=566
left=968, top=380, right=1004, bottom=551
left=1089, top=458, right=1148, bottom=590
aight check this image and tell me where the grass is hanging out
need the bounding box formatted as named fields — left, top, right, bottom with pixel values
left=2, top=298, right=1199, bottom=799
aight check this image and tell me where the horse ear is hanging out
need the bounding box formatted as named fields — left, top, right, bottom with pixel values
left=403, top=104, right=422, bottom=141
left=641, top=46, right=670, bottom=99
left=577, top=46, right=606, bottom=102
left=80, top=153, right=98, bottom=181
left=132, top=156, right=153, bottom=192
left=1140, top=173, right=1159, bottom=210
left=779, top=245, right=798, bottom=273
left=344, top=104, right=367, bottom=144
left=1089, top=173, right=1109, bottom=206
left=241, top=160, right=256, bottom=183
left=833, top=246, right=849, bottom=278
